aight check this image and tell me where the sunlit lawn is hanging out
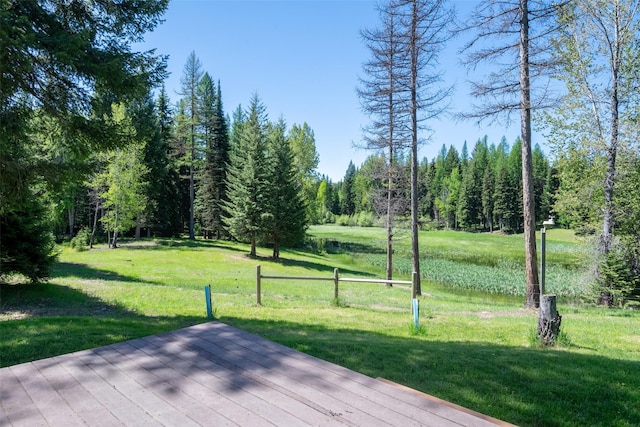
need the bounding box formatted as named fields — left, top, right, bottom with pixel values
left=1, top=226, right=638, bottom=427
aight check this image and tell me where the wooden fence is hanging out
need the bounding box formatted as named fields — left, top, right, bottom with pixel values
left=255, top=265, right=418, bottom=305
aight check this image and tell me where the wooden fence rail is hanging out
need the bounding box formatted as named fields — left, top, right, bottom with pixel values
left=256, top=265, right=418, bottom=305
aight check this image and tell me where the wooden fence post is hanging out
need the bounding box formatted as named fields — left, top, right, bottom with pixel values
left=333, top=268, right=339, bottom=301
left=256, top=265, right=262, bottom=305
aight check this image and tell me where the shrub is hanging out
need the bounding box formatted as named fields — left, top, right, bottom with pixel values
left=591, top=243, right=639, bottom=307
left=355, top=211, right=376, bottom=227
left=69, top=227, right=91, bottom=252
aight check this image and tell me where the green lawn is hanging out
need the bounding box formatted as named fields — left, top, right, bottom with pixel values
left=1, top=226, right=638, bottom=427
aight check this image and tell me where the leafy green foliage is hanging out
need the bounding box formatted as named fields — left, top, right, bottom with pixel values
left=99, top=104, right=148, bottom=247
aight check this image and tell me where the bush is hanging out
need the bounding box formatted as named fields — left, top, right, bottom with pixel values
left=355, top=211, right=376, bottom=227
left=69, top=227, right=91, bottom=252
left=592, top=244, right=639, bottom=307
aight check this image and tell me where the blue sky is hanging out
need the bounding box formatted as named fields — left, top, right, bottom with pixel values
left=139, top=0, right=529, bottom=181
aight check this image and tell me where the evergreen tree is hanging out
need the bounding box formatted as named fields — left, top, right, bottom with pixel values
left=224, top=94, right=269, bottom=257
left=340, top=161, right=357, bottom=216
left=482, top=162, right=495, bottom=232
left=172, top=100, right=192, bottom=235
left=457, top=138, right=488, bottom=230
left=195, top=73, right=218, bottom=238
left=179, top=51, right=203, bottom=239
left=0, top=0, right=167, bottom=280
left=149, top=86, right=181, bottom=237
left=430, top=145, right=448, bottom=223
left=493, top=164, right=511, bottom=231
left=288, top=123, right=320, bottom=223
left=210, top=82, right=231, bottom=239
left=506, top=138, right=524, bottom=231
left=0, top=187, right=57, bottom=282
left=532, top=144, right=550, bottom=222
left=194, top=76, right=229, bottom=240
left=262, top=119, right=307, bottom=259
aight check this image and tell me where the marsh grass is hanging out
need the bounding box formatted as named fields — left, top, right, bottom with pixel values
left=1, top=230, right=638, bottom=426
left=311, top=225, right=592, bottom=300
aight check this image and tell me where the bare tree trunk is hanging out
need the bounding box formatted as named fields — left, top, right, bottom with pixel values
left=520, top=0, right=539, bottom=308
left=189, top=133, right=195, bottom=240
left=386, top=169, right=393, bottom=283
left=409, top=0, right=421, bottom=296
left=111, top=208, right=119, bottom=249
left=601, top=55, right=620, bottom=257
left=89, top=200, right=100, bottom=249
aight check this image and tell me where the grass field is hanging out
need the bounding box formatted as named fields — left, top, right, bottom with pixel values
left=1, top=226, right=638, bottom=426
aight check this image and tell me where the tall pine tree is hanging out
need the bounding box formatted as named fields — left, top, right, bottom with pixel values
left=224, top=94, right=269, bottom=256
left=262, top=119, right=307, bottom=259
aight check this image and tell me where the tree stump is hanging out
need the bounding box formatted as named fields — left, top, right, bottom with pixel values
left=537, top=294, right=562, bottom=345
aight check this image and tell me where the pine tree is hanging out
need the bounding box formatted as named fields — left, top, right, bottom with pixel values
left=150, top=86, right=182, bottom=237
left=262, top=119, right=307, bottom=259
left=224, top=94, right=269, bottom=257
left=195, top=73, right=217, bottom=238
left=179, top=51, right=203, bottom=240
left=172, top=100, right=192, bottom=235
left=340, top=162, right=357, bottom=216
left=196, top=77, right=230, bottom=239
left=482, top=163, right=495, bottom=232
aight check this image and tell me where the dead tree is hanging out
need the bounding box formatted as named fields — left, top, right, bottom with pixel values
left=460, top=0, right=561, bottom=308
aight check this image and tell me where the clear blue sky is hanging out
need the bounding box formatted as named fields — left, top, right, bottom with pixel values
left=139, top=0, right=530, bottom=181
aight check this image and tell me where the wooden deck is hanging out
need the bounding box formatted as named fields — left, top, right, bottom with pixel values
left=0, top=322, right=514, bottom=426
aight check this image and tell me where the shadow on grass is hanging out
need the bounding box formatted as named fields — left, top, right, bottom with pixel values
left=52, top=262, right=155, bottom=284
left=251, top=254, right=370, bottom=278
left=0, top=282, right=203, bottom=368
left=219, top=315, right=640, bottom=427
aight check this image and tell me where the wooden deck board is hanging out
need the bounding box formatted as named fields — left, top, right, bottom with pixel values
left=0, top=322, right=514, bottom=426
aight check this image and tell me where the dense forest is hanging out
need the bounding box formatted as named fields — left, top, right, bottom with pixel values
left=1, top=0, right=639, bottom=306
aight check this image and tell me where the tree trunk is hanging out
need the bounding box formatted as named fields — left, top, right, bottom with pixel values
left=601, top=80, right=619, bottom=257
left=111, top=208, right=119, bottom=248
left=537, top=294, right=562, bottom=345
left=67, top=205, right=75, bottom=238
left=519, top=0, right=540, bottom=308
left=189, top=132, right=195, bottom=240
left=250, top=232, right=256, bottom=257
left=89, top=200, right=100, bottom=249
left=387, top=134, right=394, bottom=278
left=409, top=0, right=421, bottom=296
